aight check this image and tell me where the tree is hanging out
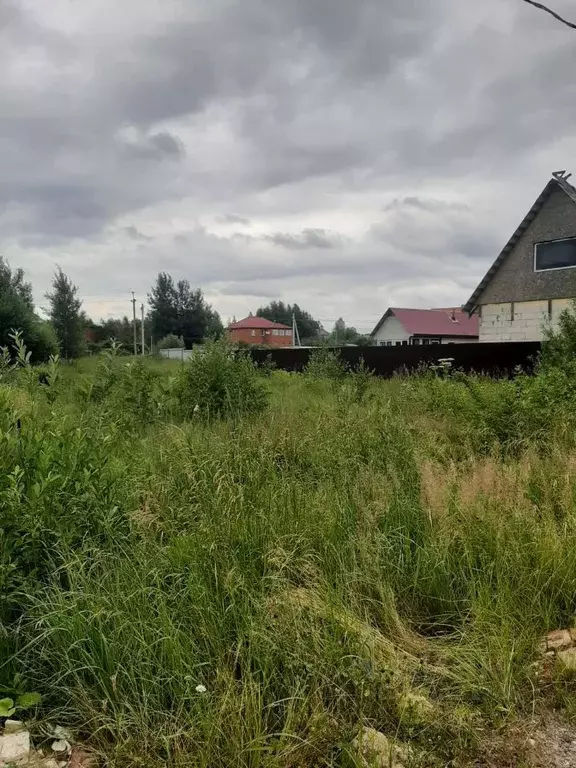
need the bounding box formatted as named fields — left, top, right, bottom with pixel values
left=46, top=267, right=85, bottom=359
left=148, top=272, right=178, bottom=340
left=0, top=258, right=33, bottom=309
left=85, top=315, right=152, bottom=353
left=157, top=333, right=185, bottom=350
left=0, top=257, right=58, bottom=361
left=148, top=273, right=223, bottom=347
left=329, top=317, right=373, bottom=346
left=256, top=301, right=322, bottom=341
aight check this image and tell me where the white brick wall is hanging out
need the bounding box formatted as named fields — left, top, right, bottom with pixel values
left=479, top=299, right=574, bottom=342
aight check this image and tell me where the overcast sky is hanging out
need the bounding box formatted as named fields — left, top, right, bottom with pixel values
left=1, top=0, right=576, bottom=331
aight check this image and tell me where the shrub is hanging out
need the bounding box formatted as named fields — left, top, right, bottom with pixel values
left=157, top=333, right=185, bottom=350
left=172, top=340, right=268, bottom=420
left=305, top=348, right=347, bottom=380
left=541, top=300, right=576, bottom=369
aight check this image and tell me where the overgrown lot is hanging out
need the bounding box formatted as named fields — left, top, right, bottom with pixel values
left=2, top=338, right=576, bottom=766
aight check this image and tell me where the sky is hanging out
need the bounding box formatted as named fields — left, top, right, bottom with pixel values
left=1, top=0, right=576, bottom=333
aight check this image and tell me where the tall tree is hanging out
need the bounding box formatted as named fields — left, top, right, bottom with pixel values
left=256, top=301, right=322, bottom=340
left=148, top=273, right=223, bottom=347
left=0, top=257, right=58, bottom=361
left=329, top=317, right=373, bottom=347
left=46, top=267, right=85, bottom=358
left=0, top=257, right=34, bottom=309
left=148, top=272, right=178, bottom=340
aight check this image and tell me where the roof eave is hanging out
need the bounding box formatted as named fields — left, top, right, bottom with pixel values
left=369, top=308, right=396, bottom=337
left=464, top=178, right=576, bottom=312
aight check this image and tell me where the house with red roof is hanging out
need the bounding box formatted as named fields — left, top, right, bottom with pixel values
left=370, top=308, right=479, bottom=347
left=227, top=315, right=293, bottom=347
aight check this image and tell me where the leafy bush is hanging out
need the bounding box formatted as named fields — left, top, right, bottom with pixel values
left=305, top=348, right=347, bottom=380
left=172, top=340, right=268, bottom=420
left=157, top=333, right=185, bottom=350
left=87, top=346, right=160, bottom=426
left=541, top=300, right=576, bottom=369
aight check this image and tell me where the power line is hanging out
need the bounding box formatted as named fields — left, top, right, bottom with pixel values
left=522, top=0, right=576, bottom=30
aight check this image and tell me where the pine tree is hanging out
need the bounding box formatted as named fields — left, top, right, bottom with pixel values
left=46, top=267, right=85, bottom=358
left=148, top=273, right=178, bottom=340
left=148, top=273, right=223, bottom=346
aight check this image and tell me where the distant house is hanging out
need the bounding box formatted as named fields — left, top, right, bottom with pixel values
left=227, top=316, right=293, bottom=346
left=370, top=308, right=479, bottom=346
left=464, top=171, right=576, bottom=342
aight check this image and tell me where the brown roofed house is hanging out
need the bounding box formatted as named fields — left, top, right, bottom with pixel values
left=227, top=316, right=293, bottom=347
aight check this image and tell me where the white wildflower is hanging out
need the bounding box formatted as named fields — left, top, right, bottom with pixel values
left=195, top=684, right=207, bottom=693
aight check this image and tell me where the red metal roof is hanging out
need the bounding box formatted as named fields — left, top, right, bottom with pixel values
left=228, top=316, right=292, bottom=330
left=372, top=308, right=479, bottom=338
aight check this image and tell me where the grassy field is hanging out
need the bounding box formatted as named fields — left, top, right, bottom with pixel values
left=2, top=342, right=576, bottom=766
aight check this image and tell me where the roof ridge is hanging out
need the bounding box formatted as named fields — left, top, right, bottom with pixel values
left=463, top=174, right=576, bottom=313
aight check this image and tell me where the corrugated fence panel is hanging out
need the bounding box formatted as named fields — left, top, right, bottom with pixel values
left=247, top=342, right=541, bottom=377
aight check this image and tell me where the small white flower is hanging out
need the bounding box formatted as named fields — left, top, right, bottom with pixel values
left=195, top=684, right=207, bottom=693
left=193, top=404, right=200, bottom=414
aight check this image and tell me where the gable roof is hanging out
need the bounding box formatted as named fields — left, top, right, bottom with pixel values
left=370, top=308, right=479, bottom=338
left=463, top=175, right=576, bottom=313
left=228, top=316, right=291, bottom=330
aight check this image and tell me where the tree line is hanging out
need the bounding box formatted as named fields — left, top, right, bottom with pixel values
left=0, top=259, right=372, bottom=361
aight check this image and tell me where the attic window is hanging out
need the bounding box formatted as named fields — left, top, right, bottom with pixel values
left=535, top=238, right=576, bottom=272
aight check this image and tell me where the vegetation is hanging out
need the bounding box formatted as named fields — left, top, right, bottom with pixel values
left=157, top=333, right=185, bottom=350
left=256, top=300, right=323, bottom=341
left=328, top=317, right=373, bottom=346
left=46, top=267, right=85, bottom=359
left=2, top=324, right=576, bottom=766
left=148, top=272, right=223, bottom=347
left=0, top=257, right=58, bottom=362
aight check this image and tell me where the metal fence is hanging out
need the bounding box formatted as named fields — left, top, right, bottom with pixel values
left=247, top=342, right=541, bottom=377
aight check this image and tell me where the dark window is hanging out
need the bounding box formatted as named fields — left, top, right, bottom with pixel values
left=422, top=338, right=430, bottom=345
left=535, top=238, right=576, bottom=271
left=395, top=341, right=401, bottom=346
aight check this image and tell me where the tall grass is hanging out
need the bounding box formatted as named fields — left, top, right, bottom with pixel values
left=1, top=347, right=576, bottom=766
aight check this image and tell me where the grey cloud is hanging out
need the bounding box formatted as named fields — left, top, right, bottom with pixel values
left=124, top=225, right=152, bottom=241
left=217, top=214, right=252, bottom=226
left=263, top=228, right=343, bottom=250
left=383, top=197, right=469, bottom=214
left=1, top=0, right=576, bottom=324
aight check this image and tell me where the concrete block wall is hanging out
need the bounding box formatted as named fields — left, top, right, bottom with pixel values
left=480, top=298, right=575, bottom=342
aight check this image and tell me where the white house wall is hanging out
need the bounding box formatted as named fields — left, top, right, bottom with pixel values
left=479, top=298, right=574, bottom=342
left=372, top=316, right=411, bottom=345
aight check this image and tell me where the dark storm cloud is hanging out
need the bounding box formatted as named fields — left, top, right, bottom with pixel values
left=1, top=0, right=576, bottom=320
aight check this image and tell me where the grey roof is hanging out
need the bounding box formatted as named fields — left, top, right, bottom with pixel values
left=463, top=175, right=576, bottom=313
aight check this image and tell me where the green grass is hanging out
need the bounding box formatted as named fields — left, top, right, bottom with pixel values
left=1, top=352, right=576, bottom=766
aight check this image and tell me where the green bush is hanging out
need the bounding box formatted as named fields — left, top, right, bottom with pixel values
left=541, top=299, right=576, bottom=369
left=157, top=333, right=185, bottom=350
left=172, top=340, right=268, bottom=420
left=305, top=348, right=347, bottom=380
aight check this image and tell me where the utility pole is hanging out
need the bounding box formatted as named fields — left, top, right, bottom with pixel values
left=292, top=313, right=301, bottom=347
left=131, top=292, right=137, bottom=357
left=141, top=304, right=145, bottom=356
